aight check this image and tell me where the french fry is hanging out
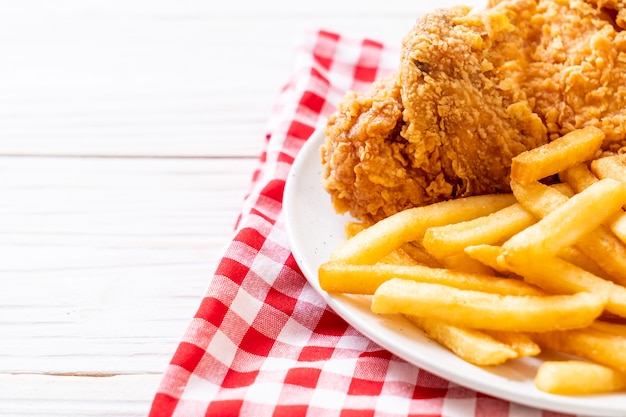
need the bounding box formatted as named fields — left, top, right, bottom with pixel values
left=400, top=242, right=442, bottom=268
left=591, top=320, right=626, bottom=337
left=439, top=252, right=495, bottom=275
left=503, top=180, right=626, bottom=285
left=499, top=255, right=626, bottom=318
left=329, top=194, right=516, bottom=265
left=560, top=163, right=626, bottom=247
left=344, top=221, right=420, bottom=266
left=371, top=279, right=605, bottom=332
left=588, top=155, right=626, bottom=247
left=608, top=214, right=626, bottom=248
left=535, top=361, right=626, bottom=395
left=532, top=328, right=626, bottom=374
left=345, top=221, right=440, bottom=267
left=503, top=178, right=626, bottom=257
left=422, top=203, right=536, bottom=259
left=576, top=226, right=626, bottom=287
left=464, top=244, right=512, bottom=275
left=510, top=126, right=604, bottom=184
left=483, top=330, right=541, bottom=357
left=591, top=153, right=626, bottom=184
left=558, top=246, right=612, bottom=281
left=559, top=162, right=599, bottom=193
left=318, top=261, right=543, bottom=296
left=509, top=180, right=573, bottom=218
left=468, top=244, right=606, bottom=281
left=509, top=179, right=626, bottom=285
left=549, top=181, right=577, bottom=197
left=464, top=244, right=605, bottom=280
left=406, top=316, right=519, bottom=366
left=381, top=249, right=420, bottom=266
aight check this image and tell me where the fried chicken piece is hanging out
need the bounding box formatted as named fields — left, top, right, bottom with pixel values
left=399, top=1, right=546, bottom=203
left=552, top=0, right=626, bottom=29
left=523, top=0, right=626, bottom=150
left=322, top=0, right=626, bottom=223
left=322, top=1, right=547, bottom=222
left=321, top=74, right=423, bottom=222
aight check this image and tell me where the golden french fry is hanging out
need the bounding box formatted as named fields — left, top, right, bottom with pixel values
left=400, top=242, right=442, bottom=268
left=469, top=244, right=605, bottom=281
left=504, top=178, right=626, bottom=257
left=608, top=213, right=626, bottom=247
left=510, top=126, right=604, bottom=184
left=483, top=330, right=541, bottom=357
left=532, top=328, right=626, bottom=374
left=344, top=221, right=420, bottom=266
left=371, top=279, right=605, bottom=332
left=558, top=246, right=612, bottom=281
left=381, top=248, right=420, bottom=266
left=591, top=153, right=626, bottom=184
left=499, top=255, right=626, bottom=318
left=559, top=162, right=599, bottom=193
left=554, top=167, right=626, bottom=282
left=591, top=320, right=626, bottom=337
left=549, top=182, right=577, bottom=197
left=560, top=163, right=626, bottom=247
left=587, top=155, right=626, bottom=247
left=329, top=194, right=516, bottom=265
left=344, top=221, right=436, bottom=267
left=422, top=203, right=536, bottom=259
left=464, top=244, right=512, bottom=275
left=509, top=179, right=626, bottom=285
left=406, top=316, right=519, bottom=366
left=577, top=226, right=626, bottom=287
left=318, top=261, right=542, bottom=296
left=439, top=252, right=495, bottom=275
left=535, top=360, right=626, bottom=395
left=509, top=180, right=572, bottom=218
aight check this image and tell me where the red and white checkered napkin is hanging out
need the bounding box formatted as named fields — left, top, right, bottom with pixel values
left=148, top=30, right=573, bottom=417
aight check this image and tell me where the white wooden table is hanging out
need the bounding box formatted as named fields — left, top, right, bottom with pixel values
left=0, top=1, right=483, bottom=415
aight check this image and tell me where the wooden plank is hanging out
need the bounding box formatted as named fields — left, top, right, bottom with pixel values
left=0, top=156, right=256, bottom=374
left=0, top=265, right=208, bottom=374
left=0, top=156, right=256, bottom=238
left=0, top=373, right=160, bottom=417
left=0, top=1, right=485, bottom=156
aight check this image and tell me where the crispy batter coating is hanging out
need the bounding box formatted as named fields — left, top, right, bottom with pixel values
left=524, top=0, right=626, bottom=147
left=321, top=74, right=423, bottom=221
left=399, top=1, right=546, bottom=205
left=321, top=0, right=626, bottom=223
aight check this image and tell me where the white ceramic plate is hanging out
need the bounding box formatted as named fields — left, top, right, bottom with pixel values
left=284, top=128, right=626, bottom=417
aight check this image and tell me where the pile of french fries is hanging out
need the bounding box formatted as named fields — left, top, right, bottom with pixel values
left=319, top=126, right=626, bottom=395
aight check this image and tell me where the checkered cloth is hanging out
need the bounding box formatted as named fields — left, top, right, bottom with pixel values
left=148, top=29, right=575, bottom=417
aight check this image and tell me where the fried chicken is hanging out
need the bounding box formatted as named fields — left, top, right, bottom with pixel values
left=399, top=1, right=546, bottom=207
left=321, top=0, right=626, bottom=223
left=523, top=0, right=626, bottom=147
left=321, top=0, right=547, bottom=222
left=321, top=74, right=418, bottom=221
